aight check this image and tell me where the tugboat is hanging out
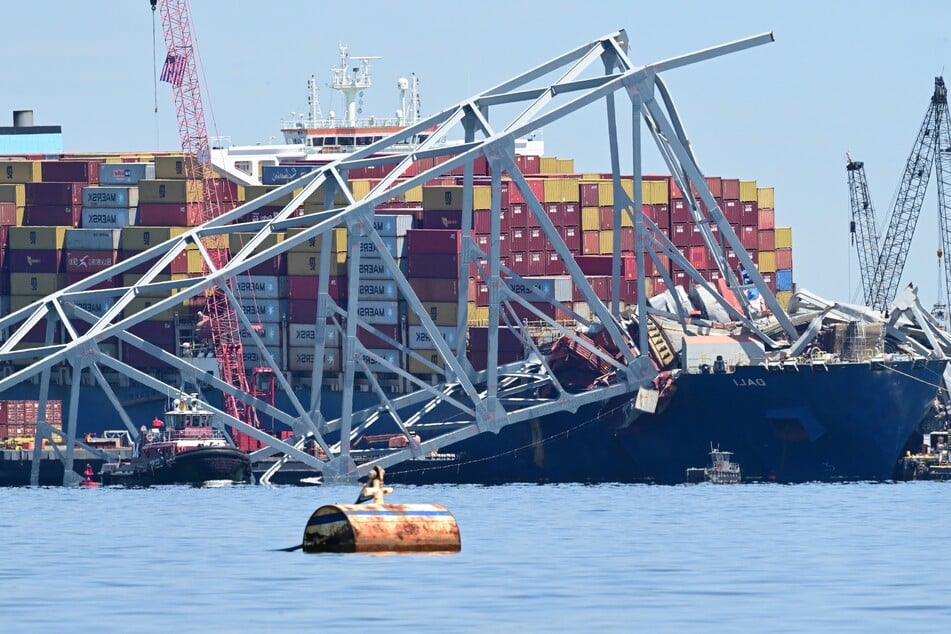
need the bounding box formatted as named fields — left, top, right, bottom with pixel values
left=897, top=431, right=951, bottom=480
left=686, top=444, right=742, bottom=484
left=100, top=393, right=252, bottom=486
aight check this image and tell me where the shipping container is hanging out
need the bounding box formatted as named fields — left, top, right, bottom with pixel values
left=98, top=162, right=155, bottom=185
left=506, top=275, right=573, bottom=303
left=0, top=160, right=42, bottom=183
left=65, top=228, right=121, bottom=251
left=64, top=250, right=117, bottom=273
left=8, top=249, right=63, bottom=273
left=775, top=226, right=793, bottom=249
left=776, top=269, right=794, bottom=292
left=129, top=320, right=177, bottom=346
left=406, top=325, right=459, bottom=350
left=408, top=301, right=456, bottom=326
left=406, top=252, right=459, bottom=278
left=758, top=251, right=777, bottom=273
left=0, top=184, right=25, bottom=207
left=357, top=279, right=400, bottom=301
left=81, top=207, right=137, bottom=228
left=138, top=179, right=203, bottom=204
left=758, top=208, right=775, bottom=231
left=287, top=274, right=345, bottom=300
left=235, top=299, right=289, bottom=323
left=739, top=180, right=757, bottom=202
left=420, top=209, right=461, bottom=230
left=25, top=182, right=84, bottom=206
left=233, top=275, right=287, bottom=300
left=241, top=345, right=283, bottom=368
left=405, top=228, right=461, bottom=254
left=10, top=273, right=66, bottom=295
left=757, top=187, right=775, bottom=210
left=120, top=226, right=188, bottom=251
left=154, top=155, right=197, bottom=180
left=355, top=348, right=401, bottom=373
left=288, top=347, right=341, bottom=372
left=41, top=161, right=94, bottom=183
left=409, top=277, right=459, bottom=302
left=354, top=236, right=406, bottom=259
left=81, top=186, right=138, bottom=208
left=238, top=322, right=281, bottom=346
left=474, top=232, right=511, bottom=258
left=288, top=323, right=341, bottom=348
left=775, top=248, right=793, bottom=270
left=286, top=252, right=346, bottom=276
left=285, top=226, right=347, bottom=253
left=261, top=164, right=317, bottom=185
left=354, top=300, right=401, bottom=325
left=22, top=205, right=81, bottom=227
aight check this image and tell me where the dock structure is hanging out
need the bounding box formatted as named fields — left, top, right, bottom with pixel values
left=0, top=31, right=794, bottom=485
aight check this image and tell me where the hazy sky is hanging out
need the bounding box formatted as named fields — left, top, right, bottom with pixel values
left=5, top=1, right=951, bottom=306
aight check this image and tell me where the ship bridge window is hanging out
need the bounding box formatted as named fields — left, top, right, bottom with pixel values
left=356, top=136, right=372, bottom=146
left=339, top=137, right=355, bottom=147
left=418, top=134, right=429, bottom=142
left=312, top=138, right=325, bottom=146
left=234, top=161, right=252, bottom=176
left=324, top=137, right=335, bottom=146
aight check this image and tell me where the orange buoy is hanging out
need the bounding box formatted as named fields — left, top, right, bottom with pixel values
left=303, top=504, right=461, bottom=553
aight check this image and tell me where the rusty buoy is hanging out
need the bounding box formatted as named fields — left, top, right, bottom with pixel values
left=302, top=503, right=461, bottom=553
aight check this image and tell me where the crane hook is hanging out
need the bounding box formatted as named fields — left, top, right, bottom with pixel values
left=150, top=0, right=157, bottom=11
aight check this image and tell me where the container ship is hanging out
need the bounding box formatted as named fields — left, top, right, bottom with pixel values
left=0, top=34, right=946, bottom=485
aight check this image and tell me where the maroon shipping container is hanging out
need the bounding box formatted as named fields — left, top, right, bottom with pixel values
left=526, top=251, right=546, bottom=276
left=407, top=252, right=459, bottom=278
left=467, top=325, right=523, bottom=352
left=688, top=224, right=705, bottom=247
left=410, top=277, right=459, bottom=302
left=472, top=208, right=510, bottom=234
left=515, top=154, right=540, bottom=176
left=705, top=176, right=723, bottom=198
left=129, top=320, right=177, bottom=346
left=762, top=272, right=777, bottom=294
left=0, top=202, right=15, bottom=225
left=558, top=225, right=581, bottom=253
left=579, top=182, right=599, bottom=207
left=138, top=203, right=203, bottom=227
left=65, top=272, right=119, bottom=289
left=421, top=209, right=462, bottom=230
left=508, top=202, right=528, bottom=228
left=670, top=199, right=690, bottom=224
left=543, top=202, right=563, bottom=226
left=740, top=201, right=758, bottom=226
left=509, top=251, right=528, bottom=275
left=670, top=223, right=689, bottom=247
left=405, top=229, right=461, bottom=254
left=581, top=230, right=600, bottom=255
left=468, top=347, right=523, bottom=371
left=562, top=202, right=579, bottom=228
left=249, top=255, right=286, bottom=276
left=358, top=324, right=400, bottom=350
left=698, top=196, right=723, bottom=218
left=721, top=178, right=740, bottom=200
left=687, top=246, right=709, bottom=270
left=41, top=160, right=95, bottom=183
left=9, top=248, right=63, bottom=273
left=574, top=275, right=612, bottom=302
left=545, top=251, right=566, bottom=275
left=758, top=208, right=775, bottom=230
left=740, top=226, right=758, bottom=250
left=758, top=229, right=775, bottom=252
left=64, top=249, right=117, bottom=273
left=209, top=177, right=241, bottom=202
left=25, top=182, right=84, bottom=206
left=509, top=301, right=573, bottom=322
left=287, top=275, right=345, bottom=300
left=509, top=227, right=528, bottom=253
left=722, top=199, right=741, bottom=223
left=775, top=248, right=793, bottom=270
left=22, top=205, right=81, bottom=227
left=474, top=232, right=511, bottom=258
left=575, top=255, right=638, bottom=280
left=0, top=224, right=8, bottom=248
left=288, top=299, right=318, bottom=323
left=527, top=227, right=547, bottom=252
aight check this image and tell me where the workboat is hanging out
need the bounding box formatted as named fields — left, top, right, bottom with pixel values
left=686, top=445, right=742, bottom=484
left=99, top=393, right=252, bottom=486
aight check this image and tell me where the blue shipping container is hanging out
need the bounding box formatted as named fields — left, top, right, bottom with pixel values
left=98, top=162, right=155, bottom=185
left=261, top=164, right=316, bottom=185
left=776, top=269, right=794, bottom=292
left=81, top=207, right=137, bottom=229
left=82, top=186, right=139, bottom=209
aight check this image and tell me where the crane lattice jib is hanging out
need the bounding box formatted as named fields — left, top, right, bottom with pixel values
left=157, top=0, right=257, bottom=427
left=934, top=80, right=951, bottom=320
left=846, top=158, right=881, bottom=306
left=869, top=78, right=944, bottom=311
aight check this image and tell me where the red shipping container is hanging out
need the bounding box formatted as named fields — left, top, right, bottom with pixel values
left=721, top=178, right=740, bottom=200
left=515, top=155, right=540, bottom=176
left=579, top=182, right=599, bottom=207
left=758, top=208, right=775, bottom=230
left=722, top=199, right=741, bottom=223
left=689, top=224, right=706, bottom=247
left=670, top=270, right=689, bottom=290
left=698, top=196, right=723, bottom=218
left=209, top=177, right=241, bottom=202
left=581, top=230, right=600, bottom=255
left=762, top=272, right=777, bottom=293
left=410, top=277, right=459, bottom=302
left=758, top=229, right=775, bottom=252
left=359, top=324, right=400, bottom=350
left=468, top=325, right=523, bottom=352
left=421, top=209, right=462, bottom=230
left=545, top=251, right=567, bottom=275
left=649, top=204, right=670, bottom=230
left=544, top=203, right=563, bottom=226
left=22, top=205, right=81, bottom=227
left=508, top=178, right=544, bottom=205
left=473, top=208, right=510, bottom=234
left=508, top=203, right=527, bottom=228
left=775, top=248, right=793, bottom=270
left=687, top=246, right=709, bottom=270
left=705, top=176, right=723, bottom=198
left=526, top=251, right=546, bottom=276
left=670, top=199, right=691, bottom=223
left=25, top=182, right=84, bottom=205
left=528, top=227, right=547, bottom=251
left=621, top=227, right=634, bottom=251
left=474, top=232, right=511, bottom=258
left=473, top=281, right=489, bottom=306
left=574, top=275, right=612, bottom=302
left=467, top=347, right=523, bottom=371
left=407, top=252, right=459, bottom=278
left=64, top=249, right=117, bottom=273
left=562, top=202, right=579, bottom=228
left=740, top=202, right=758, bottom=226
left=65, top=272, right=119, bottom=289
left=0, top=202, right=15, bottom=225
left=138, top=203, right=203, bottom=227
left=287, top=275, right=345, bottom=300
left=509, top=227, right=528, bottom=253
left=559, top=225, right=581, bottom=253
left=740, top=226, right=758, bottom=250
left=509, top=251, right=528, bottom=275
left=653, top=276, right=668, bottom=294
left=9, top=248, right=63, bottom=273
left=41, top=161, right=96, bottom=183
left=129, top=320, right=177, bottom=346
left=405, top=229, right=461, bottom=254
left=598, top=206, right=614, bottom=229
left=670, top=223, right=690, bottom=247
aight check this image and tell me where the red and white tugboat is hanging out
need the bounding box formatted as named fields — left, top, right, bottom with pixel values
left=100, top=393, right=252, bottom=486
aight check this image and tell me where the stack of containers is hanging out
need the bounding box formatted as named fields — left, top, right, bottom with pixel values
left=81, top=161, right=152, bottom=230
left=20, top=160, right=96, bottom=228
left=752, top=184, right=776, bottom=293
left=0, top=189, right=11, bottom=314
left=774, top=225, right=794, bottom=308
left=7, top=226, right=67, bottom=355
left=406, top=228, right=462, bottom=374
left=285, top=226, right=346, bottom=375
left=0, top=400, right=62, bottom=446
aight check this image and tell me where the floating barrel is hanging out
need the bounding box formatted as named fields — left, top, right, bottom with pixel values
left=303, top=504, right=461, bottom=553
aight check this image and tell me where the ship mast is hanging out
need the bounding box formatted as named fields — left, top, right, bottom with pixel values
left=330, top=44, right=380, bottom=126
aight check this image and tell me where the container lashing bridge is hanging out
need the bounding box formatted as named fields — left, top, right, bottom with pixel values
left=0, top=30, right=790, bottom=485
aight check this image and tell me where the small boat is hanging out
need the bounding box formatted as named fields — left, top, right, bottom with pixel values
left=100, top=393, right=252, bottom=486
left=686, top=444, right=742, bottom=484
left=896, top=430, right=951, bottom=480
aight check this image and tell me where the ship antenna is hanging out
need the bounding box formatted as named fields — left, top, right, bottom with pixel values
left=307, top=74, right=322, bottom=127
left=412, top=73, right=421, bottom=124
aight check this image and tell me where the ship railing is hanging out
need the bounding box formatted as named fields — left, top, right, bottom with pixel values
left=281, top=116, right=408, bottom=129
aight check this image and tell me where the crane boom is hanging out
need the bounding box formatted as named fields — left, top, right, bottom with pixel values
left=935, top=90, right=951, bottom=323
left=846, top=155, right=880, bottom=305
left=868, top=77, right=946, bottom=311
left=154, top=0, right=258, bottom=430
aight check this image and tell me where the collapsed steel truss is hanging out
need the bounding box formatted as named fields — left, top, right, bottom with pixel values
left=0, top=30, right=788, bottom=485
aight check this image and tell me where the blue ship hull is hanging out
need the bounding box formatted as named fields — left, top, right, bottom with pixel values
left=1, top=358, right=943, bottom=484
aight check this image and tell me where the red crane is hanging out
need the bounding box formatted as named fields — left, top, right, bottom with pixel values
left=151, top=0, right=265, bottom=445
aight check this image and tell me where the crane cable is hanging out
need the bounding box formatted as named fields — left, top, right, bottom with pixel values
left=150, top=0, right=159, bottom=151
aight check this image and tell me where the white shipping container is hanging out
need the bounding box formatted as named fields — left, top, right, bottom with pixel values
left=407, top=325, right=460, bottom=350
left=355, top=236, right=406, bottom=259
left=288, top=347, right=341, bottom=372
left=82, top=186, right=139, bottom=209
left=72, top=298, right=115, bottom=316
left=234, top=275, right=287, bottom=300
left=64, top=228, right=121, bottom=251
left=81, top=207, right=137, bottom=229
left=238, top=322, right=281, bottom=346
left=353, top=300, right=400, bottom=325
left=98, top=162, right=155, bottom=185
left=356, top=279, right=400, bottom=301
left=236, top=299, right=288, bottom=323
left=506, top=276, right=572, bottom=303
left=356, top=258, right=404, bottom=280
left=288, top=323, right=341, bottom=348
left=369, top=214, right=413, bottom=237
left=242, top=345, right=283, bottom=368
left=354, top=348, right=400, bottom=372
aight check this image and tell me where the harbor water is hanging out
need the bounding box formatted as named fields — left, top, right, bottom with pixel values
left=3, top=482, right=951, bottom=632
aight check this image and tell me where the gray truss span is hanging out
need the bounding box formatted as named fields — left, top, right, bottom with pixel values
left=0, top=30, right=787, bottom=485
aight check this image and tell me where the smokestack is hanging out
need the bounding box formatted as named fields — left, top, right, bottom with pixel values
left=13, top=110, right=34, bottom=128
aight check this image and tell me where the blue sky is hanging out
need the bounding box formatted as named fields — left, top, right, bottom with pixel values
left=5, top=1, right=951, bottom=306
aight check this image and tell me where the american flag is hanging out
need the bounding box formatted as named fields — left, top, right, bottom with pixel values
left=159, top=52, right=187, bottom=87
